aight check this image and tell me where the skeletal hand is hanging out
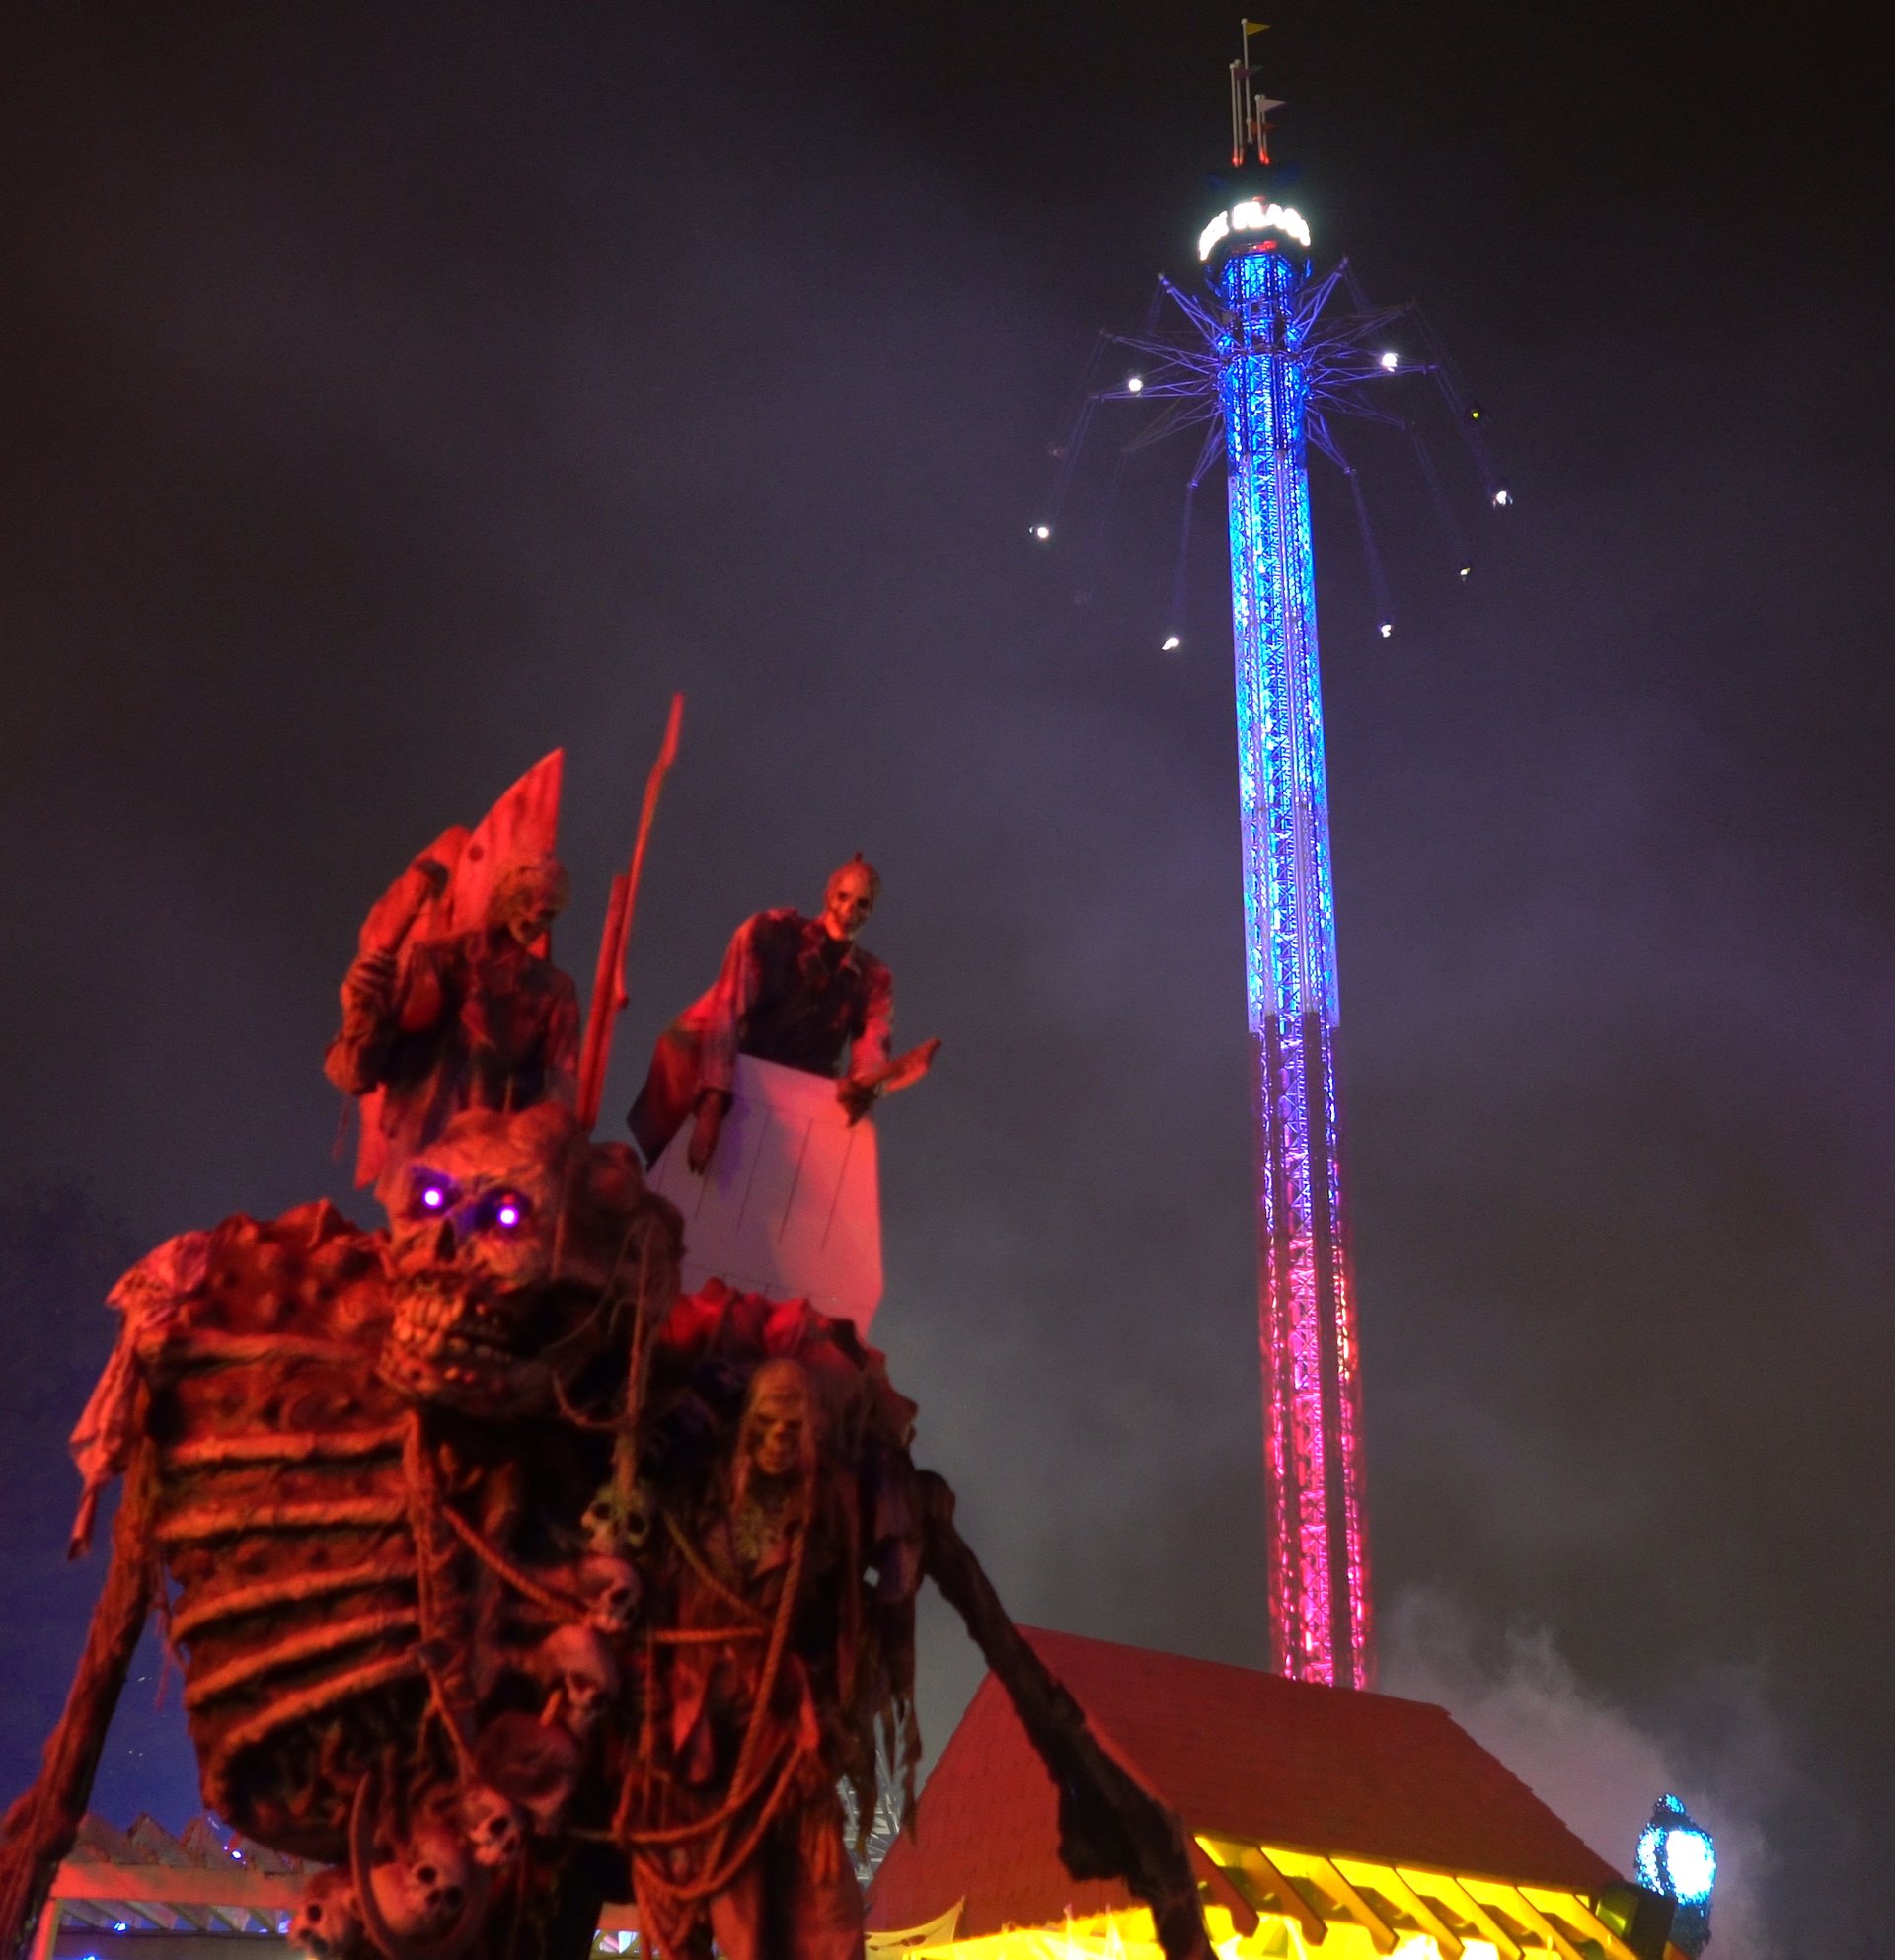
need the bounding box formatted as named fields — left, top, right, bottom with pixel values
left=342, top=948, right=398, bottom=1018
left=687, top=1092, right=730, bottom=1174
left=836, top=1078, right=877, bottom=1125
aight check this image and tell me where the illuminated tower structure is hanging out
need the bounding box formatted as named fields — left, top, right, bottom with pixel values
left=1072, top=35, right=1505, bottom=1690
left=1210, top=189, right=1370, bottom=1692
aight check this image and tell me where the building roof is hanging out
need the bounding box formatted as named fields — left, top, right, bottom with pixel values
left=868, top=1627, right=1620, bottom=1938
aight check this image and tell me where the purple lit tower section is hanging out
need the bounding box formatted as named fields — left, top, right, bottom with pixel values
left=1214, top=217, right=1371, bottom=1689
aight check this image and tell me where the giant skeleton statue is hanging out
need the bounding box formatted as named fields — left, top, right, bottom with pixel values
left=0, top=750, right=1212, bottom=1960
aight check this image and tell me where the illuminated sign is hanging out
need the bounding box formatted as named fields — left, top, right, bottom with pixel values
left=1197, top=199, right=1311, bottom=261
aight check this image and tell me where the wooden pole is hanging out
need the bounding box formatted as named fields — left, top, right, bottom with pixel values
left=576, top=694, right=684, bottom=1130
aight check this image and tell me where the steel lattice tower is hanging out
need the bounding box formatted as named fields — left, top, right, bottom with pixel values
left=1067, top=36, right=1504, bottom=1687
left=1215, top=227, right=1370, bottom=1689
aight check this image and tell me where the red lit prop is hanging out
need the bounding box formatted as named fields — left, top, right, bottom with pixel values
left=628, top=858, right=939, bottom=1173
left=0, top=763, right=1207, bottom=1960
left=576, top=696, right=685, bottom=1132
left=325, top=754, right=574, bottom=1193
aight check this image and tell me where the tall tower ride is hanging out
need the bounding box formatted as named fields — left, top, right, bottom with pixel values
left=1211, top=182, right=1370, bottom=1691
left=1082, top=31, right=1503, bottom=1688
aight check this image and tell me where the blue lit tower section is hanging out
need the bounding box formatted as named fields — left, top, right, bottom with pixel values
left=1211, top=212, right=1371, bottom=1690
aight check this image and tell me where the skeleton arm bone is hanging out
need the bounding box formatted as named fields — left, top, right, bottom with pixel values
left=324, top=851, right=455, bottom=1095
left=915, top=1470, right=1218, bottom=1960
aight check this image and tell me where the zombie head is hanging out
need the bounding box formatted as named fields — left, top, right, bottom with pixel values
left=532, top=1623, right=621, bottom=1740
left=734, top=1358, right=819, bottom=1503
left=489, top=854, right=569, bottom=948
left=820, top=856, right=879, bottom=942
left=378, top=1103, right=677, bottom=1416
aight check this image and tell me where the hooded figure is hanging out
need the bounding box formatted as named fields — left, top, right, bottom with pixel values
left=326, top=852, right=580, bottom=1196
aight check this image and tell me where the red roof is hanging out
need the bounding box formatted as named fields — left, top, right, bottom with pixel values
left=868, top=1627, right=1619, bottom=1937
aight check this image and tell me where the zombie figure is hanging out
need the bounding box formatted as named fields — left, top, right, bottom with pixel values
left=625, top=1338, right=918, bottom=1960
left=628, top=858, right=896, bottom=1172
left=687, top=1363, right=863, bottom=1960
left=327, top=855, right=581, bottom=1194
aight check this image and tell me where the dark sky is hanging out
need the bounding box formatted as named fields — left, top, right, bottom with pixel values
left=2, top=7, right=1890, bottom=1955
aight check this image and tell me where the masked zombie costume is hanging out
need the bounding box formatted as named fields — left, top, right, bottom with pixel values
left=628, top=911, right=892, bottom=1166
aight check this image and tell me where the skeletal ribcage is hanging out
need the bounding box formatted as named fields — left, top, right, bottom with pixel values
left=148, top=1214, right=429, bottom=1862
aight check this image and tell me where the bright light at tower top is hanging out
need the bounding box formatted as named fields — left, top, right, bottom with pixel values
left=1198, top=199, right=1312, bottom=262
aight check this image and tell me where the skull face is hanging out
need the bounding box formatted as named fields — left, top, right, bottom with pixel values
left=820, top=859, right=879, bottom=942
left=576, top=1552, right=640, bottom=1636
left=489, top=854, right=569, bottom=949
left=580, top=1487, right=625, bottom=1555
left=739, top=1360, right=817, bottom=1485
left=368, top=1820, right=473, bottom=1944
left=533, top=1623, right=621, bottom=1739
left=456, top=1783, right=524, bottom=1872
left=580, top=1482, right=649, bottom=1555
left=378, top=1106, right=583, bottom=1414
left=291, top=1869, right=362, bottom=1960
left=378, top=1107, right=675, bottom=1417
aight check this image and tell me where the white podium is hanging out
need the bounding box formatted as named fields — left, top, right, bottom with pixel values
left=645, top=1055, right=883, bottom=1333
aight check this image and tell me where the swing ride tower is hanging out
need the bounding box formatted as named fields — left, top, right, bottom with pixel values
left=1075, top=27, right=1507, bottom=1689
left=1212, top=51, right=1369, bottom=1690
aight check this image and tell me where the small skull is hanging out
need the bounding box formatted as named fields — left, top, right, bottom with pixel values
left=581, top=1481, right=649, bottom=1555
left=534, top=1623, right=620, bottom=1739
left=456, top=1782, right=525, bottom=1873
left=581, top=1487, right=626, bottom=1555
left=368, top=1819, right=473, bottom=1943
left=577, top=1553, right=640, bottom=1636
left=291, top=1868, right=362, bottom=1960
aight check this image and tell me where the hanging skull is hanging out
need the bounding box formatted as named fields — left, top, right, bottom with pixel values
left=291, top=1868, right=363, bottom=1960
left=580, top=1486, right=627, bottom=1555
left=575, top=1552, right=640, bottom=1636
left=532, top=1623, right=621, bottom=1739
left=367, top=1818, right=474, bottom=1944
left=455, top=1782, right=525, bottom=1872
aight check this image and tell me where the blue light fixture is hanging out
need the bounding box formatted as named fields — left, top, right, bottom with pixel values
left=1635, top=1793, right=1715, bottom=1956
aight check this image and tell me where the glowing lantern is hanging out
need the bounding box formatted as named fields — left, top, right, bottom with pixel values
left=1635, top=1793, right=1715, bottom=1957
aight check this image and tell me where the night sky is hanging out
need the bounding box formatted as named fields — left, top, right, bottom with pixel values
left=2, top=8, right=1890, bottom=1956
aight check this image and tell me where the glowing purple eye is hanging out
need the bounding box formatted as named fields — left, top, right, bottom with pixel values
left=421, top=1186, right=446, bottom=1211
left=494, top=1200, right=521, bottom=1229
